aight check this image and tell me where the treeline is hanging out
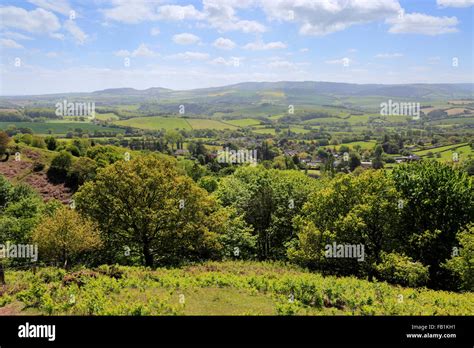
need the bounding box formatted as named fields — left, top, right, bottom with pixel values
left=0, top=108, right=61, bottom=122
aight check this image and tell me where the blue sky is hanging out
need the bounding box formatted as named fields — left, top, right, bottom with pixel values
left=0, top=0, right=473, bottom=95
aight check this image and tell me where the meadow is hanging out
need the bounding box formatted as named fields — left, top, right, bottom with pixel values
left=113, top=116, right=237, bottom=131
left=2, top=261, right=473, bottom=316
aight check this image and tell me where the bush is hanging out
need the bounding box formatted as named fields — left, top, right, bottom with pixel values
left=33, top=161, right=45, bottom=172
left=48, top=151, right=73, bottom=179
left=31, top=136, right=46, bottom=149
left=198, top=176, right=218, bottom=192
left=45, top=136, right=57, bottom=151
left=443, top=225, right=474, bottom=291
left=375, top=252, right=429, bottom=287
left=67, top=157, right=97, bottom=187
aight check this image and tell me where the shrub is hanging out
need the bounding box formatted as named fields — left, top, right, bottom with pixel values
left=33, top=161, right=45, bottom=172
left=67, top=157, right=97, bottom=187
left=48, top=151, right=73, bottom=179
left=31, top=136, right=46, bottom=149
left=375, top=252, right=429, bottom=287
left=443, top=225, right=474, bottom=291
left=198, top=176, right=218, bottom=192
left=45, top=136, right=57, bottom=151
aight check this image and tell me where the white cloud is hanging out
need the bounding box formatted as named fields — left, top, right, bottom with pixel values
left=115, top=44, right=158, bottom=58
left=169, top=51, right=210, bottom=60
left=46, top=51, right=59, bottom=57
left=437, top=0, right=474, bottom=7
left=158, top=5, right=205, bottom=20
left=211, top=56, right=241, bottom=66
left=173, top=33, right=201, bottom=45
left=325, top=57, right=351, bottom=66
left=102, top=0, right=159, bottom=24
left=243, top=40, right=286, bottom=50
left=132, top=43, right=157, bottom=57
left=215, top=19, right=266, bottom=33
left=150, top=27, right=160, bottom=36
left=201, top=0, right=266, bottom=33
left=0, top=6, right=61, bottom=33
left=213, top=37, right=236, bottom=50
left=375, top=53, right=403, bottom=58
left=0, top=38, right=23, bottom=49
left=64, top=19, right=87, bottom=44
left=260, top=0, right=401, bottom=35
left=387, top=13, right=459, bottom=35
left=299, top=48, right=309, bottom=53
left=28, top=0, right=72, bottom=16
left=101, top=0, right=264, bottom=33
left=1, top=31, right=33, bottom=40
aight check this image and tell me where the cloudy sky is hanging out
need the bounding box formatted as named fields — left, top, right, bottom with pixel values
left=0, top=0, right=473, bottom=95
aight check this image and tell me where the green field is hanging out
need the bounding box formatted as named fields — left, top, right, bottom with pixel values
left=325, top=140, right=377, bottom=151
left=114, top=117, right=237, bottom=131
left=2, top=261, right=472, bottom=316
left=224, top=118, right=262, bottom=127
left=187, top=119, right=237, bottom=130
left=252, top=128, right=276, bottom=135
left=414, top=143, right=469, bottom=156
left=95, top=113, right=120, bottom=121
left=114, top=116, right=192, bottom=130
left=0, top=122, right=123, bottom=135
left=290, top=127, right=312, bottom=134
left=412, top=143, right=473, bottom=163
left=436, top=145, right=473, bottom=162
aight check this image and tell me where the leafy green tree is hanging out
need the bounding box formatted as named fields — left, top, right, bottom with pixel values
left=289, top=170, right=400, bottom=278
left=67, top=157, right=97, bottom=188
left=372, top=145, right=384, bottom=169
left=188, top=141, right=208, bottom=157
left=217, top=207, right=256, bottom=259
left=85, top=145, right=123, bottom=167
left=0, top=180, right=45, bottom=283
left=349, top=152, right=361, bottom=171
left=375, top=252, right=429, bottom=287
left=442, top=224, right=474, bottom=291
left=216, top=166, right=318, bottom=260
left=0, top=183, right=44, bottom=244
left=44, top=136, right=57, bottom=151
left=74, top=154, right=223, bottom=267
left=392, top=161, right=474, bottom=288
left=32, top=206, right=102, bottom=268
left=48, top=151, right=73, bottom=179
left=198, top=175, right=218, bottom=192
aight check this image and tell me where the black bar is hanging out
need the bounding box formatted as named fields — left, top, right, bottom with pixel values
left=0, top=316, right=472, bottom=346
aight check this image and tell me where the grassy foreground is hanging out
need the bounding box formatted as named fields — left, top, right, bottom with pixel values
left=1, top=261, right=473, bottom=316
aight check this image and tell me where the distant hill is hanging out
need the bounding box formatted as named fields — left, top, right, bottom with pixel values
left=86, top=81, right=474, bottom=98
left=1, top=81, right=473, bottom=112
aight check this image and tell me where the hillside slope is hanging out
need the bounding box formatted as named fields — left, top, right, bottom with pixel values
left=2, top=261, right=473, bottom=315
